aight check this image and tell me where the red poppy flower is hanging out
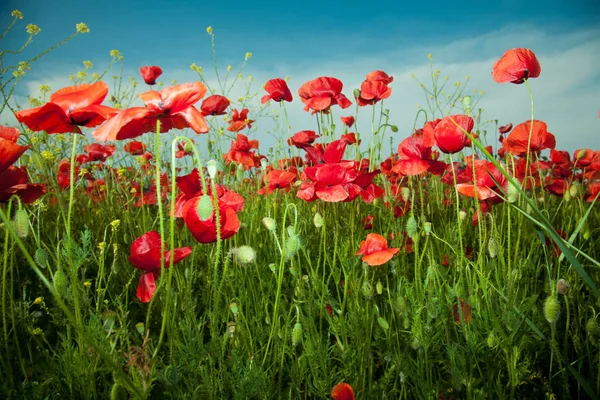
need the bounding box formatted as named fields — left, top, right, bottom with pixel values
left=173, top=168, right=245, bottom=218
left=355, top=70, right=394, bottom=107
left=84, top=143, right=116, bottom=162
left=175, top=139, right=194, bottom=158
left=128, top=231, right=192, bottom=303
left=0, top=166, right=45, bottom=204
left=298, top=77, right=352, bottom=113
left=261, top=78, right=293, bottom=104
left=257, top=169, right=297, bottom=195
left=124, top=140, right=146, bottom=155
left=92, top=82, right=208, bottom=141
left=492, top=48, right=541, bottom=84
left=498, top=123, right=513, bottom=134
left=227, top=108, right=254, bottom=132
left=224, top=134, right=265, bottom=170
left=200, top=94, right=230, bottom=116
left=455, top=160, right=508, bottom=202
left=331, top=382, right=355, bottom=400
left=15, top=81, right=118, bottom=134
left=182, top=193, right=242, bottom=244
left=574, top=149, right=600, bottom=169
left=139, top=66, right=163, bottom=85
left=430, top=115, right=474, bottom=154
left=341, top=116, right=355, bottom=128
left=502, top=120, right=555, bottom=156
left=340, top=133, right=359, bottom=145
left=0, top=126, right=29, bottom=172
left=392, top=133, right=446, bottom=176
left=453, top=300, right=472, bottom=324
left=297, top=161, right=360, bottom=203
left=288, top=130, right=320, bottom=149
left=355, top=233, right=400, bottom=266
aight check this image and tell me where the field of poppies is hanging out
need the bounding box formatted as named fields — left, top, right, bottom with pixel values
left=1, top=11, right=600, bottom=400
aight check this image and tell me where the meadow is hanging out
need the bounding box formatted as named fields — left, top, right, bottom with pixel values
left=1, top=10, right=599, bottom=399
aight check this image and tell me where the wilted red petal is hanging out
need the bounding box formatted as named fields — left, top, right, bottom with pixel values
left=136, top=273, right=156, bottom=303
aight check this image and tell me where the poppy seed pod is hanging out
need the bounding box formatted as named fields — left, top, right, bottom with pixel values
left=262, top=217, right=276, bottom=232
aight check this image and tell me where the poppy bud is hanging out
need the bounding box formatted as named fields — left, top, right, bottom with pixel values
left=291, top=322, right=303, bottom=347
left=487, top=332, right=498, bottom=348
left=231, top=245, right=256, bottom=265
left=569, top=183, right=580, bottom=198
left=557, top=279, right=570, bottom=295
left=406, top=216, right=417, bottom=238
left=462, top=96, right=472, bottom=112
left=543, top=295, right=560, bottom=323
left=135, top=322, right=145, bottom=336
left=400, top=187, right=410, bottom=202
left=376, top=280, right=383, bottom=295
left=586, top=317, right=598, bottom=337
left=13, top=209, right=29, bottom=238
left=353, top=88, right=361, bottom=99
left=564, top=189, right=572, bottom=202
left=53, top=269, right=67, bottom=297
left=488, top=236, right=498, bottom=259
left=390, top=125, right=399, bottom=132
left=35, top=248, right=48, bottom=269
left=459, top=209, right=467, bottom=221
left=196, top=194, right=213, bottom=221
left=285, top=227, right=300, bottom=259
left=262, top=217, right=277, bottom=232
left=507, top=182, right=520, bottom=203
left=362, top=281, right=373, bottom=298
left=206, top=160, right=218, bottom=180
left=313, top=212, right=323, bottom=229
left=423, top=222, right=432, bottom=236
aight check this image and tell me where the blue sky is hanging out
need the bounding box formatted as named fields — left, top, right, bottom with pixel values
left=1, top=0, right=599, bottom=153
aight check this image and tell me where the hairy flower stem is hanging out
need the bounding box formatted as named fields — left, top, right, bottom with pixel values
left=153, top=136, right=209, bottom=358
left=66, top=132, right=82, bottom=328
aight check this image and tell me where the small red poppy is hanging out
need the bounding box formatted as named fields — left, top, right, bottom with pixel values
left=298, top=77, right=352, bottom=113
left=139, top=66, right=163, bottom=85
left=200, top=94, right=230, bottom=116
left=261, top=78, right=293, bottom=104
left=124, top=140, right=146, bottom=155
left=340, top=116, right=355, bottom=128
left=492, top=48, right=541, bottom=84
left=128, top=231, right=192, bottom=303
left=331, top=382, right=355, bottom=400
left=355, top=233, right=400, bottom=266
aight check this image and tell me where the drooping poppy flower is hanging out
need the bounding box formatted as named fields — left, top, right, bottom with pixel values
left=288, top=130, right=320, bottom=149
left=84, top=143, right=116, bottom=162
left=340, top=133, right=359, bottom=145
left=139, top=66, right=163, bottom=85
left=502, top=120, right=555, bottom=156
left=355, top=233, right=400, bottom=266
left=124, top=140, right=146, bottom=155
left=331, top=382, right=355, bottom=400
left=355, top=70, right=393, bottom=107
left=341, top=115, right=355, bottom=128
left=200, top=94, right=230, bottom=116
left=498, top=123, right=513, bottom=134
left=227, top=108, right=254, bottom=132
left=298, top=77, right=352, bottom=113
left=128, top=231, right=192, bottom=303
left=260, top=78, right=293, bottom=104
left=430, top=115, right=474, bottom=154
left=15, top=81, right=118, bottom=134
left=182, top=192, right=243, bottom=244
left=92, top=82, right=209, bottom=141
left=492, top=48, right=541, bottom=84
left=224, top=134, right=265, bottom=170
